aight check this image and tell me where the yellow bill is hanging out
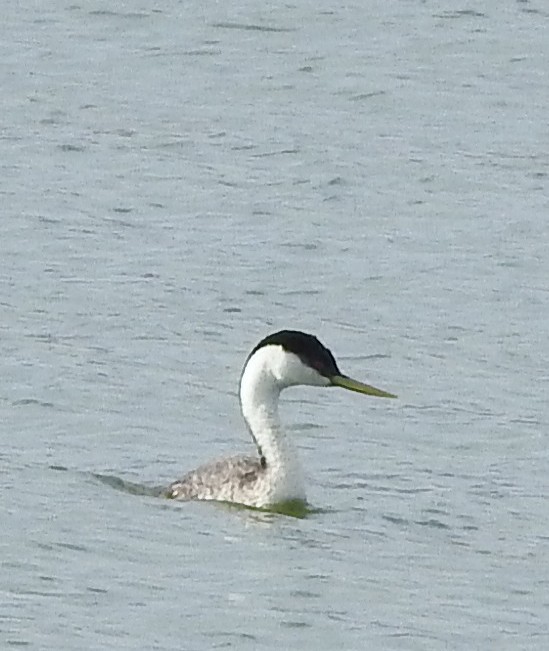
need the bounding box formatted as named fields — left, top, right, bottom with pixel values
left=330, top=374, right=397, bottom=399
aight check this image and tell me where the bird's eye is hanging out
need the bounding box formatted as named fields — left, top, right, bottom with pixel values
left=310, top=358, right=327, bottom=374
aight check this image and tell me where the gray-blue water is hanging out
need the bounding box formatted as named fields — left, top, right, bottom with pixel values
left=2, top=1, right=548, bottom=648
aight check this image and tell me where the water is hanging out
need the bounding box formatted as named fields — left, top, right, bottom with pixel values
left=2, top=0, right=548, bottom=648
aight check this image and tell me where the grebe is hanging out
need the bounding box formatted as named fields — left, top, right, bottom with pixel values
left=165, top=330, right=395, bottom=509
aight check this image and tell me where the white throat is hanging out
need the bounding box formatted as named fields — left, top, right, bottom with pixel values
left=239, top=346, right=321, bottom=499
left=239, top=347, right=290, bottom=461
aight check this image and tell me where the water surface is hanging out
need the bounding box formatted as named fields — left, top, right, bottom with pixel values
left=2, top=0, right=548, bottom=649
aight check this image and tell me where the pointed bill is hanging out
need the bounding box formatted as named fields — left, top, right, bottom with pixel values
left=330, top=374, right=397, bottom=399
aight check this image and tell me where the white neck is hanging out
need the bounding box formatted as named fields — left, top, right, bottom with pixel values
left=239, top=347, right=304, bottom=486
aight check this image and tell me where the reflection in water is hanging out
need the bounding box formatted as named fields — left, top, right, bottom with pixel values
left=91, top=472, right=165, bottom=498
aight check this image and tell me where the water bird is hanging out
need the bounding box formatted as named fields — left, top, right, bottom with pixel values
left=165, top=330, right=395, bottom=510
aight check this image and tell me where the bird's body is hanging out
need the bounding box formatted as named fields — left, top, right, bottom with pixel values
left=166, top=453, right=304, bottom=508
left=165, top=330, right=395, bottom=509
